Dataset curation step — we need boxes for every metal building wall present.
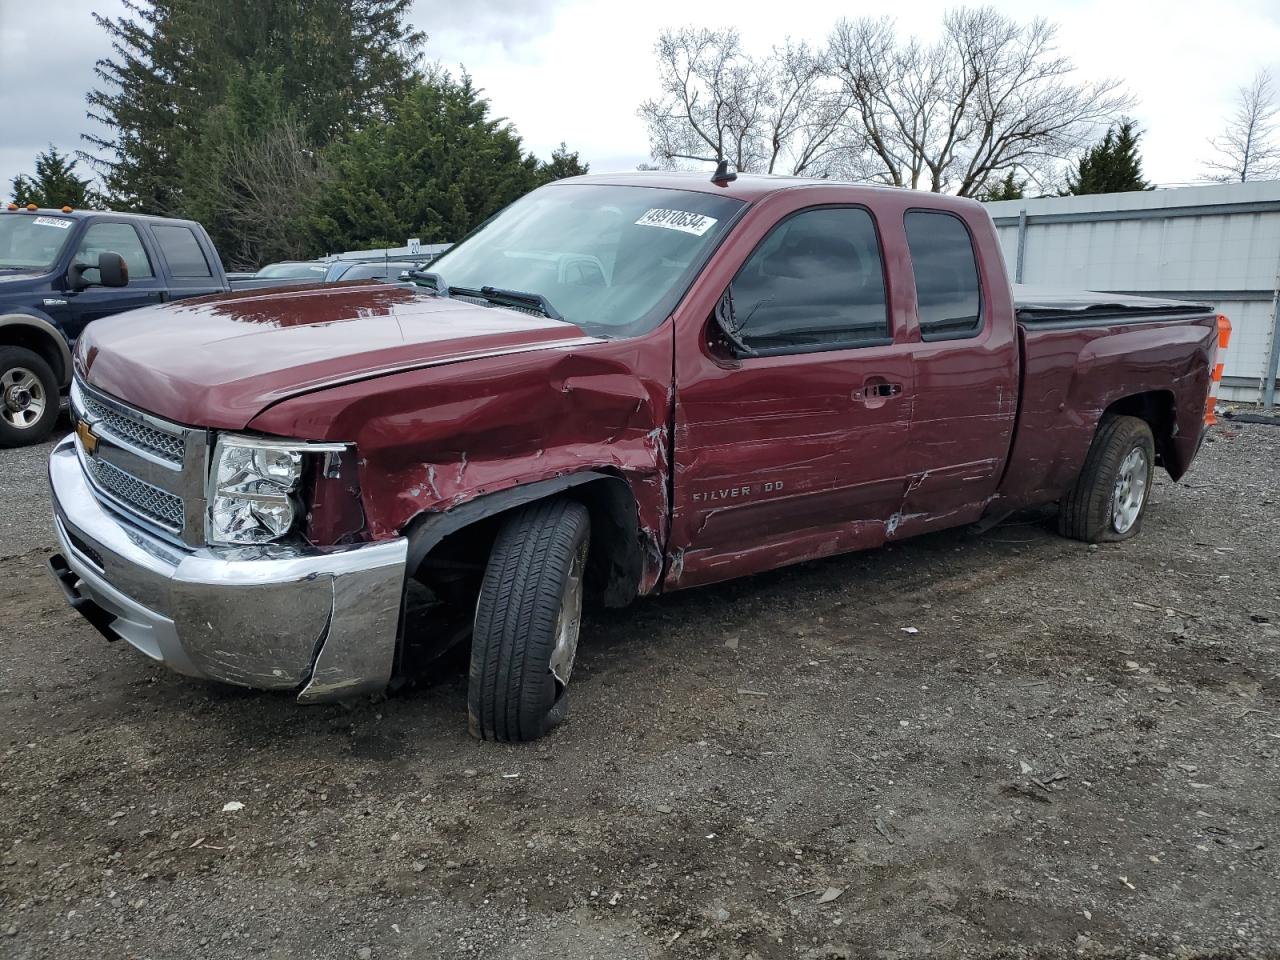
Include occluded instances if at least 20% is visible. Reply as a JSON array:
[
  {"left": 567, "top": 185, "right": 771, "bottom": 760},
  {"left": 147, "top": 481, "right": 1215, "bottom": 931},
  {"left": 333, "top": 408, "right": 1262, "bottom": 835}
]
[{"left": 985, "top": 181, "right": 1280, "bottom": 403}]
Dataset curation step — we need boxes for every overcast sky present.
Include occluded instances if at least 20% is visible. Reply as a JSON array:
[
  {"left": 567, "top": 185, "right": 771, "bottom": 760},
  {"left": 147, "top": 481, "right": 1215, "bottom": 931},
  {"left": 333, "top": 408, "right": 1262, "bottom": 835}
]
[{"left": 2, "top": 0, "right": 1279, "bottom": 201}]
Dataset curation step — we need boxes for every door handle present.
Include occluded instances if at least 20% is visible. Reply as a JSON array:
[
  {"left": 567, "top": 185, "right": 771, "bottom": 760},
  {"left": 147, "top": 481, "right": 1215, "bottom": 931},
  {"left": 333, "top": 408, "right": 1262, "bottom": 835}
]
[{"left": 855, "top": 377, "right": 904, "bottom": 405}]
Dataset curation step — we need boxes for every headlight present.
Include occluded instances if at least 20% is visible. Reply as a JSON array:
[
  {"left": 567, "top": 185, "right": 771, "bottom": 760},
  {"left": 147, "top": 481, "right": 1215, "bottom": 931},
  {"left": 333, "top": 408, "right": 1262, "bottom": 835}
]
[{"left": 207, "top": 434, "right": 347, "bottom": 546}]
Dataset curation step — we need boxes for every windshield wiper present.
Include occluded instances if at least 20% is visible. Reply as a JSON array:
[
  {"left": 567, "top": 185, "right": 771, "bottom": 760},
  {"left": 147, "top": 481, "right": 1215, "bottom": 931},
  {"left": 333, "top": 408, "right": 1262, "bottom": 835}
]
[
  {"left": 406, "top": 270, "right": 448, "bottom": 294},
  {"left": 452, "top": 285, "right": 565, "bottom": 322},
  {"left": 406, "top": 271, "right": 565, "bottom": 322}
]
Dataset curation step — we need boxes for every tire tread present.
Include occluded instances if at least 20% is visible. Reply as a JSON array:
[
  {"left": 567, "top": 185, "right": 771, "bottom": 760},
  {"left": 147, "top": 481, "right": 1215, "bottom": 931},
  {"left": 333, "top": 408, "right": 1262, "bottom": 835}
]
[
  {"left": 469, "top": 498, "right": 589, "bottom": 742},
  {"left": 1057, "top": 414, "right": 1155, "bottom": 543},
  {"left": 0, "top": 346, "right": 59, "bottom": 449}
]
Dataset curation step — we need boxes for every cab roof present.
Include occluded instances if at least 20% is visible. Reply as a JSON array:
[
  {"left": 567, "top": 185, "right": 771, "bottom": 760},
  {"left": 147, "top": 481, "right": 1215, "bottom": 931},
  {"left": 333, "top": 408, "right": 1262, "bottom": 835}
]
[
  {"left": 553, "top": 170, "right": 983, "bottom": 213},
  {"left": 1, "top": 206, "right": 204, "bottom": 228}
]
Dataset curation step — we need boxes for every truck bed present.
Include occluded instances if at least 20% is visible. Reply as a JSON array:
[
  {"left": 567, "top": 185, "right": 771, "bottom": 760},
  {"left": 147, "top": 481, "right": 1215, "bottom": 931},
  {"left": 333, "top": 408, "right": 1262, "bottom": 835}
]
[
  {"left": 1012, "top": 285, "right": 1214, "bottom": 326},
  {"left": 994, "top": 286, "right": 1220, "bottom": 514}
]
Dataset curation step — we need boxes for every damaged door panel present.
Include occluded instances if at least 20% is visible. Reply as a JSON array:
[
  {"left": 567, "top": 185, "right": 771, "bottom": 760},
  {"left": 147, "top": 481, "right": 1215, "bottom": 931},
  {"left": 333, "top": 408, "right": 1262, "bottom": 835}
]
[
  {"left": 891, "top": 208, "right": 1019, "bottom": 538},
  {"left": 668, "top": 200, "right": 916, "bottom": 588}
]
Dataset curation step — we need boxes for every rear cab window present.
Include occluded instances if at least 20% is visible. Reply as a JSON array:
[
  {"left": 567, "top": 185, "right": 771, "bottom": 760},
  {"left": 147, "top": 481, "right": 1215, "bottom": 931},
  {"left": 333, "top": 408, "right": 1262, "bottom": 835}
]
[
  {"left": 730, "top": 206, "right": 890, "bottom": 356},
  {"left": 151, "top": 224, "right": 212, "bottom": 278},
  {"left": 904, "top": 210, "right": 983, "bottom": 341}
]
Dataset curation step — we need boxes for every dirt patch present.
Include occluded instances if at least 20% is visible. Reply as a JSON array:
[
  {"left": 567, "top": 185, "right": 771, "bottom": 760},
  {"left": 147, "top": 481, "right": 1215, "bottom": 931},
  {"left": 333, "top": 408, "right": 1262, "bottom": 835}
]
[{"left": 1, "top": 424, "right": 1278, "bottom": 959}]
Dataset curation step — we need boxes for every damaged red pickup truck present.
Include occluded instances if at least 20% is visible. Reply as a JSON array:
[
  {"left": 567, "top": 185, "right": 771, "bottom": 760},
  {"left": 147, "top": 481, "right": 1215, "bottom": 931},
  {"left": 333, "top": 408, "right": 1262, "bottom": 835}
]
[{"left": 47, "top": 172, "right": 1230, "bottom": 742}]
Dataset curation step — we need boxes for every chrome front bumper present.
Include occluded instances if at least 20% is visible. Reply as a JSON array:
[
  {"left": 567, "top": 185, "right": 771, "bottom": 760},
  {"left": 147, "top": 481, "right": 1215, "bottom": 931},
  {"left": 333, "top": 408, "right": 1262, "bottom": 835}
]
[{"left": 46, "top": 437, "right": 408, "bottom": 701}]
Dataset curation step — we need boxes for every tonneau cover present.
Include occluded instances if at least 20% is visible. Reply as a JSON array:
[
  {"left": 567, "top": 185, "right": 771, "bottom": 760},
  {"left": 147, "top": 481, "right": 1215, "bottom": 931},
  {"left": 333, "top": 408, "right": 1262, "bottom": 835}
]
[{"left": 1013, "top": 284, "right": 1213, "bottom": 323}]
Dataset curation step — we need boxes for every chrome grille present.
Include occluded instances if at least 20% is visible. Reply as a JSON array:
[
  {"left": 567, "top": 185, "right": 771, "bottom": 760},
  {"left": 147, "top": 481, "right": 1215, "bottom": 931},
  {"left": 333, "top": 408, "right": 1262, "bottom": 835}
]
[
  {"left": 70, "top": 379, "right": 209, "bottom": 546},
  {"left": 84, "top": 455, "right": 185, "bottom": 531},
  {"left": 78, "top": 390, "right": 185, "bottom": 465}
]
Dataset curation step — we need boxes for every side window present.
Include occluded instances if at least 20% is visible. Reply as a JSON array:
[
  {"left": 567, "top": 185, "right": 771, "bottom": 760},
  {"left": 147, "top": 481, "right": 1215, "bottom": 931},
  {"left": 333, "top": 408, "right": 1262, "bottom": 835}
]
[
  {"left": 152, "top": 225, "right": 212, "bottom": 277},
  {"left": 904, "top": 211, "right": 982, "bottom": 340},
  {"left": 730, "top": 207, "right": 889, "bottom": 355},
  {"left": 74, "top": 222, "right": 154, "bottom": 279}
]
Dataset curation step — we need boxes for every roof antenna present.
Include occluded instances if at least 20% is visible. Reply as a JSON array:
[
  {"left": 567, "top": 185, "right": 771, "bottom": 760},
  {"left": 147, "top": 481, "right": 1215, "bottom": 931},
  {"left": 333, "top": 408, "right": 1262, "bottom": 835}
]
[{"left": 711, "top": 158, "right": 737, "bottom": 185}]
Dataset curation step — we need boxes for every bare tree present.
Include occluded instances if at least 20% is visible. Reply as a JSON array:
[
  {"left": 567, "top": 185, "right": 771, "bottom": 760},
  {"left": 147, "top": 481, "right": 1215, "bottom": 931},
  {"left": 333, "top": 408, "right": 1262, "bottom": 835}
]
[
  {"left": 639, "top": 28, "right": 760, "bottom": 171},
  {"left": 221, "top": 118, "right": 331, "bottom": 269},
  {"left": 638, "top": 28, "right": 856, "bottom": 176},
  {"left": 828, "top": 8, "right": 1133, "bottom": 196},
  {"left": 756, "top": 39, "right": 856, "bottom": 176},
  {"left": 1203, "top": 70, "right": 1280, "bottom": 183}
]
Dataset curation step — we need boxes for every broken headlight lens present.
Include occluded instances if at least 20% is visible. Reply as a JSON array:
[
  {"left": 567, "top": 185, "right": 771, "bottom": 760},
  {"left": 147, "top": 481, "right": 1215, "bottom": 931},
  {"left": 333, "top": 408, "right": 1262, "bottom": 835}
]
[{"left": 207, "top": 435, "right": 338, "bottom": 546}]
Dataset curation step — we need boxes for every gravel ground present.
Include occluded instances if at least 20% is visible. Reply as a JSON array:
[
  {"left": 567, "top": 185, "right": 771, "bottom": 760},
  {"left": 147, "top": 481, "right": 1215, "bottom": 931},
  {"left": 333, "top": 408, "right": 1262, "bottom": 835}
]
[
  {"left": 0, "top": 419, "right": 1277, "bottom": 960},
  {"left": 0, "top": 411, "right": 67, "bottom": 560}
]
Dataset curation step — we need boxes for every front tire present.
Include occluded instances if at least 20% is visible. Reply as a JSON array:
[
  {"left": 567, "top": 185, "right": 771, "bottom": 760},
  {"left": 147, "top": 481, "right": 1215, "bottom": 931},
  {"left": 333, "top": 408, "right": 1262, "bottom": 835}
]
[
  {"left": 0, "top": 346, "right": 59, "bottom": 448},
  {"left": 1057, "top": 414, "right": 1156, "bottom": 543},
  {"left": 468, "top": 498, "right": 590, "bottom": 742}
]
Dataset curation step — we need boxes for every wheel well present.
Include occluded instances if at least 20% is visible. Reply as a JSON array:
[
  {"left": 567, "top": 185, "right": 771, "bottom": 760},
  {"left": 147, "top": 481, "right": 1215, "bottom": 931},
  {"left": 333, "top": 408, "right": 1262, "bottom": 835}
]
[
  {"left": 409, "top": 476, "right": 644, "bottom": 613},
  {"left": 0, "top": 322, "right": 68, "bottom": 386},
  {"left": 1104, "top": 391, "right": 1176, "bottom": 467}
]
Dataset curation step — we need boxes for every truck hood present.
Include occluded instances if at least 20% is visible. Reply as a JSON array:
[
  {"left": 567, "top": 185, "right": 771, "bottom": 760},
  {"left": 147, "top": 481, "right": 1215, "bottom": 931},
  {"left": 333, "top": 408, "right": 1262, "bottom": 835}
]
[
  {"left": 0, "top": 270, "right": 47, "bottom": 285},
  {"left": 77, "top": 282, "right": 602, "bottom": 429}
]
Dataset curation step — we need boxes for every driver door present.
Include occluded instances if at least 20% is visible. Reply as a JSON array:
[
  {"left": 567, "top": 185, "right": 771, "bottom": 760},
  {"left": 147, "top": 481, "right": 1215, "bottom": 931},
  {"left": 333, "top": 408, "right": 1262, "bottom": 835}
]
[
  {"left": 62, "top": 221, "right": 165, "bottom": 341},
  {"left": 668, "top": 203, "right": 914, "bottom": 589}
]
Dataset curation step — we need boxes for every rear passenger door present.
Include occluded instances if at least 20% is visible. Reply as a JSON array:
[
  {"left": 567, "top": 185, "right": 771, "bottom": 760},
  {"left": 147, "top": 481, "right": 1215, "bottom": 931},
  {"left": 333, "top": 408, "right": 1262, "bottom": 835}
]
[
  {"left": 892, "top": 209, "right": 1018, "bottom": 538},
  {"left": 670, "top": 203, "right": 915, "bottom": 589},
  {"left": 149, "top": 224, "right": 224, "bottom": 300}
]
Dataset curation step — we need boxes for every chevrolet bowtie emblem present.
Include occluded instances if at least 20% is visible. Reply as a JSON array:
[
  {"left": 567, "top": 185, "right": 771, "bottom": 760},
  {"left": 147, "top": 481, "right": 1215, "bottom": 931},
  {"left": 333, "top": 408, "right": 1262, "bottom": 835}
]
[{"left": 76, "top": 419, "right": 100, "bottom": 456}]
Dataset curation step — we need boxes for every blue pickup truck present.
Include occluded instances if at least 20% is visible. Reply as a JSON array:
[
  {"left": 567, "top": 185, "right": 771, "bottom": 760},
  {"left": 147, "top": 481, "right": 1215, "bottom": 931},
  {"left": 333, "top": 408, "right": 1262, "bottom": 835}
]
[{"left": 0, "top": 205, "right": 230, "bottom": 446}]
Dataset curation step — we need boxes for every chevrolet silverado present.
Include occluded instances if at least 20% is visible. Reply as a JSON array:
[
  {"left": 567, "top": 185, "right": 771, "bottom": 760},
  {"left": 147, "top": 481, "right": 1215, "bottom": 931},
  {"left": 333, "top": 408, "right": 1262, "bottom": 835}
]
[{"left": 46, "top": 171, "right": 1230, "bottom": 742}]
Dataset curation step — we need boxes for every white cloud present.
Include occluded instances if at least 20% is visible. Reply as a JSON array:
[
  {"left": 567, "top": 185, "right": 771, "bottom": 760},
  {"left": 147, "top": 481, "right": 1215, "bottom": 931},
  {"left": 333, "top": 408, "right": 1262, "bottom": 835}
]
[
  {"left": 0, "top": 0, "right": 125, "bottom": 198},
  {"left": 417, "top": 0, "right": 1280, "bottom": 184},
  {"left": 2, "top": 0, "right": 1278, "bottom": 199}
]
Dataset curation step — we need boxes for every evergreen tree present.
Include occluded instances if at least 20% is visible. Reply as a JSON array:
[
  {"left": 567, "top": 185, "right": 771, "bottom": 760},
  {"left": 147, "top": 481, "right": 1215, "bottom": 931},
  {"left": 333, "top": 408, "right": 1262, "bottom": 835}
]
[
  {"left": 180, "top": 69, "right": 329, "bottom": 268},
  {"left": 308, "top": 72, "right": 544, "bottom": 251},
  {"left": 537, "top": 143, "right": 590, "bottom": 184},
  {"left": 9, "top": 146, "right": 98, "bottom": 208},
  {"left": 84, "top": 1, "right": 205, "bottom": 212},
  {"left": 978, "top": 171, "right": 1026, "bottom": 201},
  {"left": 1064, "top": 120, "right": 1152, "bottom": 195},
  {"left": 84, "top": 0, "right": 423, "bottom": 213}
]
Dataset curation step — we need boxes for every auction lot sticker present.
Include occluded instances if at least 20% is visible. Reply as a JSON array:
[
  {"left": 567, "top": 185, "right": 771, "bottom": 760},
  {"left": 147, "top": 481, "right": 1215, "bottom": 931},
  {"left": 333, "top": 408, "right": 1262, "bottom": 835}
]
[
  {"left": 32, "top": 216, "right": 73, "bottom": 229},
  {"left": 635, "top": 208, "right": 718, "bottom": 236}
]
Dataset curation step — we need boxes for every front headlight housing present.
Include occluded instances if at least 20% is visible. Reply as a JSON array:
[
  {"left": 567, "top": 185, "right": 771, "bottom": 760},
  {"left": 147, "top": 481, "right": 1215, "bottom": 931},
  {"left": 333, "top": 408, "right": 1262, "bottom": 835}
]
[{"left": 207, "top": 434, "right": 347, "bottom": 546}]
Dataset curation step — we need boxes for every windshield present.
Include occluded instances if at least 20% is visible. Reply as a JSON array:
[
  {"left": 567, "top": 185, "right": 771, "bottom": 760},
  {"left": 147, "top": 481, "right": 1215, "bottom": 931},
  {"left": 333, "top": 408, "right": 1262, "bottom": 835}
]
[
  {"left": 423, "top": 183, "right": 744, "bottom": 338},
  {"left": 257, "top": 261, "right": 328, "bottom": 279},
  {"left": 0, "top": 213, "right": 76, "bottom": 272}
]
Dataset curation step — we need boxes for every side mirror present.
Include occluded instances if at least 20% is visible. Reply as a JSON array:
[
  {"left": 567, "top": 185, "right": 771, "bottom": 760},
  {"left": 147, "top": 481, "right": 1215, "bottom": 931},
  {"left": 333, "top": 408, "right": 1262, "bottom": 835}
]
[
  {"left": 69, "top": 251, "right": 129, "bottom": 290},
  {"left": 97, "top": 252, "right": 129, "bottom": 287}
]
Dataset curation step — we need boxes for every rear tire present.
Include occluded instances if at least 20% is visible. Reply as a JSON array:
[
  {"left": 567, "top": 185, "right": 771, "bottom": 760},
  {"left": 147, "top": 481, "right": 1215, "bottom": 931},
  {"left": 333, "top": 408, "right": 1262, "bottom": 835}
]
[
  {"left": 468, "top": 498, "right": 590, "bottom": 742},
  {"left": 1057, "top": 414, "right": 1155, "bottom": 543},
  {"left": 0, "top": 346, "right": 59, "bottom": 448}
]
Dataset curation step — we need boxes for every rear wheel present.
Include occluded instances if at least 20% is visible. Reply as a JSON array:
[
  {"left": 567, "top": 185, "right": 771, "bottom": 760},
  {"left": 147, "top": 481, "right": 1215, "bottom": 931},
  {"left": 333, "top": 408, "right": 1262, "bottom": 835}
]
[
  {"left": 1057, "top": 414, "right": 1155, "bottom": 543},
  {"left": 468, "top": 498, "right": 590, "bottom": 742},
  {"left": 0, "top": 346, "right": 59, "bottom": 448}
]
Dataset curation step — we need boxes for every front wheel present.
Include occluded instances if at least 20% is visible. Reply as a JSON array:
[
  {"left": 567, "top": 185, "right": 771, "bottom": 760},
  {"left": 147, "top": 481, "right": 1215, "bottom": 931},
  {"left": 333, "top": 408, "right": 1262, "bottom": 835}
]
[
  {"left": 468, "top": 498, "right": 590, "bottom": 742},
  {"left": 1057, "top": 414, "right": 1156, "bottom": 543},
  {"left": 0, "top": 346, "right": 59, "bottom": 448}
]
